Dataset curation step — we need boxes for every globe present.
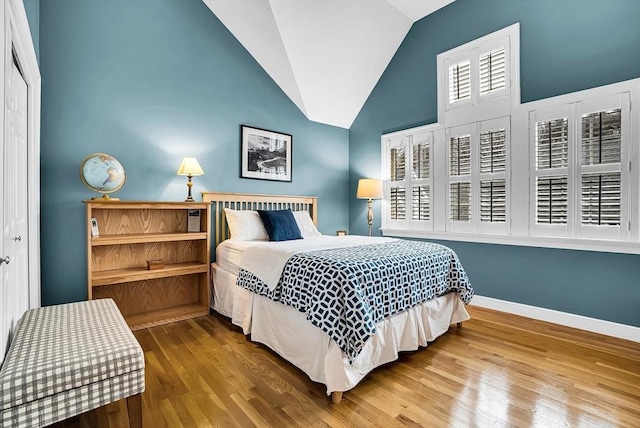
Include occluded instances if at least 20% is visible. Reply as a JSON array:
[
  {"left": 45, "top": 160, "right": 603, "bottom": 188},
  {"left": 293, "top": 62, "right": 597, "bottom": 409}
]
[{"left": 80, "top": 153, "right": 126, "bottom": 200}]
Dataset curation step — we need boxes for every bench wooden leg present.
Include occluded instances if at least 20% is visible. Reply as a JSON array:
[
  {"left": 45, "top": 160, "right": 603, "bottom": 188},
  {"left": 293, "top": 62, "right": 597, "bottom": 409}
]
[
  {"left": 126, "top": 393, "right": 142, "bottom": 428},
  {"left": 457, "top": 322, "right": 462, "bottom": 328},
  {"left": 331, "top": 391, "right": 343, "bottom": 404}
]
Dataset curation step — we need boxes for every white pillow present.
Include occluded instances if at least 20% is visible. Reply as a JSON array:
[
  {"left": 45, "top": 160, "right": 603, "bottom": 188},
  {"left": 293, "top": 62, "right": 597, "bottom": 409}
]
[
  {"left": 293, "top": 210, "right": 322, "bottom": 237},
  {"left": 223, "top": 208, "right": 268, "bottom": 241}
]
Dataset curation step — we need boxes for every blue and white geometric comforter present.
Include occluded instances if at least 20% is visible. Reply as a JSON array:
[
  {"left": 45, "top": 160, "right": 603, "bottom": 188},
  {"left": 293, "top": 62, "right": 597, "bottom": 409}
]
[{"left": 237, "top": 240, "right": 474, "bottom": 361}]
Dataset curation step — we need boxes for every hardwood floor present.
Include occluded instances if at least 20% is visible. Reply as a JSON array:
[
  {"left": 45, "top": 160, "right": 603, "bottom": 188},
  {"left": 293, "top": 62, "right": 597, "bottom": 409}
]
[{"left": 56, "top": 306, "right": 640, "bottom": 427}]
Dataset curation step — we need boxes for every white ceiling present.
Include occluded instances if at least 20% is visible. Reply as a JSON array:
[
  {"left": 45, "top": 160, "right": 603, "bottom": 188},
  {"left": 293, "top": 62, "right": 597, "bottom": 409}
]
[{"left": 203, "top": 0, "right": 455, "bottom": 129}]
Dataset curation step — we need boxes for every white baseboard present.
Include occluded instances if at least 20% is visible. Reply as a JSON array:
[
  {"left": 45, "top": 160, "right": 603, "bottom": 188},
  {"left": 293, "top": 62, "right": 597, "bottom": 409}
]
[{"left": 471, "top": 295, "right": 640, "bottom": 343}]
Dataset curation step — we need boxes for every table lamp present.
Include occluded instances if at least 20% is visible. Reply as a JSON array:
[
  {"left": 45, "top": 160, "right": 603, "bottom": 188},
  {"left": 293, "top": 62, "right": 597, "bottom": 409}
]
[
  {"left": 356, "top": 178, "right": 383, "bottom": 236},
  {"left": 177, "top": 157, "right": 204, "bottom": 202}
]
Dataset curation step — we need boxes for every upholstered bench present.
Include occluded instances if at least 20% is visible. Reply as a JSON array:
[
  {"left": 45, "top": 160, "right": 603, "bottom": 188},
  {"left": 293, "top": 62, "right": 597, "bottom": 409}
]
[{"left": 0, "top": 299, "right": 145, "bottom": 428}]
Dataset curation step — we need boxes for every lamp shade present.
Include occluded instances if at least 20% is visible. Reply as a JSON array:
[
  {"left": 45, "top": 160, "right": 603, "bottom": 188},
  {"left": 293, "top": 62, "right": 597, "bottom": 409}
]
[
  {"left": 177, "top": 157, "right": 204, "bottom": 176},
  {"left": 356, "top": 178, "right": 382, "bottom": 199}
]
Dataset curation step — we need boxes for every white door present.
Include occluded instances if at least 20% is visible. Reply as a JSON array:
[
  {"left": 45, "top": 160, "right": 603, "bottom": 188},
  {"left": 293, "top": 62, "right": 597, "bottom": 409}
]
[{"left": 1, "top": 54, "right": 29, "bottom": 358}]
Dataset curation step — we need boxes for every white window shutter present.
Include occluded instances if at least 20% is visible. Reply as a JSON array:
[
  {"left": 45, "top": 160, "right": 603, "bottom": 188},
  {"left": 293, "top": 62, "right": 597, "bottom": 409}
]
[
  {"left": 481, "top": 179, "right": 506, "bottom": 222},
  {"left": 390, "top": 147, "right": 406, "bottom": 181},
  {"left": 412, "top": 143, "right": 429, "bottom": 180},
  {"left": 581, "top": 109, "right": 622, "bottom": 166},
  {"left": 581, "top": 173, "right": 621, "bottom": 226},
  {"left": 389, "top": 145, "right": 407, "bottom": 221},
  {"left": 480, "top": 128, "right": 506, "bottom": 173},
  {"left": 450, "top": 182, "right": 471, "bottom": 221},
  {"left": 536, "top": 118, "right": 568, "bottom": 169},
  {"left": 411, "top": 141, "right": 431, "bottom": 222},
  {"left": 478, "top": 118, "right": 510, "bottom": 233},
  {"left": 449, "top": 59, "right": 471, "bottom": 104},
  {"left": 479, "top": 47, "right": 506, "bottom": 95},
  {"left": 579, "top": 104, "right": 624, "bottom": 233},
  {"left": 450, "top": 135, "right": 471, "bottom": 176},
  {"left": 390, "top": 186, "right": 406, "bottom": 220},
  {"left": 534, "top": 117, "right": 569, "bottom": 226},
  {"left": 412, "top": 185, "right": 429, "bottom": 221},
  {"left": 536, "top": 176, "right": 568, "bottom": 224}
]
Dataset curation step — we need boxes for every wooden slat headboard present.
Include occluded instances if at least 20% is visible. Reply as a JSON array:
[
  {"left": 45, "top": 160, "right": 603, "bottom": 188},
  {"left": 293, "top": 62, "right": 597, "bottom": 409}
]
[{"left": 201, "top": 192, "right": 318, "bottom": 247}]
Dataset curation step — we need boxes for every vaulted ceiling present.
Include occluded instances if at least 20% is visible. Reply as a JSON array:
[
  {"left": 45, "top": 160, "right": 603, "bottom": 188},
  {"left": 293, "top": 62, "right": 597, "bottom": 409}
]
[{"left": 203, "top": 0, "right": 455, "bottom": 129}]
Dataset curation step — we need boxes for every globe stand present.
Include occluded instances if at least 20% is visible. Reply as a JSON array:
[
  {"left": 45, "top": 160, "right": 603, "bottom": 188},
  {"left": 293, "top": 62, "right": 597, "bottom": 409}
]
[{"left": 91, "top": 194, "right": 119, "bottom": 201}]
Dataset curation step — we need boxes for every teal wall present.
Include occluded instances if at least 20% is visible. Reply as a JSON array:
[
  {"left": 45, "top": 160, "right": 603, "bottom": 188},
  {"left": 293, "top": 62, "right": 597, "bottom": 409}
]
[
  {"left": 26, "top": 0, "right": 640, "bottom": 326},
  {"left": 38, "top": 0, "right": 349, "bottom": 305},
  {"left": 349, "top": 0, "right": 640, "bottom": 326},
  {"left": 23, "top": 0, "right": 39, "bottom": 62}
]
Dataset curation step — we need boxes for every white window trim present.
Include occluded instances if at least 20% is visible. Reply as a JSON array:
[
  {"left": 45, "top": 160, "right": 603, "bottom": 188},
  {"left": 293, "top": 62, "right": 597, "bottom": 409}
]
[
  {"left": 515, "top": 79, "right": 639, "bottom": 253},
  {"left": 382, "top": 124, "right": 438, "bottom": 232},
  {"left": 437, "top": 23, "right": 520, "bottom": 129},
  {"left": 383, "top": 35, "right": 639, "bottom": 256}
]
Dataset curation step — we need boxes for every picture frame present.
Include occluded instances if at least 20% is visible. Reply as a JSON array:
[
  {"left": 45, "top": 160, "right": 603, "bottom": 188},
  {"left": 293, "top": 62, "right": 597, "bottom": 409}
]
[{"left": 240, "top": 125, "right": 292, "bottom": 182}]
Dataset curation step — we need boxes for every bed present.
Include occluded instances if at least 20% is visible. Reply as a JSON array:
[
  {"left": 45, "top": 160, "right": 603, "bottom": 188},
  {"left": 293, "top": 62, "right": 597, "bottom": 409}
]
[{"left": 202, "top": 192, "right": 474, "bottom": 404}]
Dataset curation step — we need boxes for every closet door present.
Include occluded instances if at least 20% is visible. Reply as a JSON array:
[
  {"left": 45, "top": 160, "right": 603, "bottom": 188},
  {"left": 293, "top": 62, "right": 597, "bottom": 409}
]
[
  {"left": 1, "top": 54, "right": 29, "bottom": 358},
  {"left": 1, "top": 0, "right": 41, "bottom": 360}
]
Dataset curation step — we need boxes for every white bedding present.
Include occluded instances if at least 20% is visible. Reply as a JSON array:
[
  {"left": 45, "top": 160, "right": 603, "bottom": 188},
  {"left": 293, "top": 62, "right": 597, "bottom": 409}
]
[
  {"left": 228, "top": 235, "right": 395, "bottom": 290},
  {"left": 211, "top": 237, "right": 471, "bottom": 395}
]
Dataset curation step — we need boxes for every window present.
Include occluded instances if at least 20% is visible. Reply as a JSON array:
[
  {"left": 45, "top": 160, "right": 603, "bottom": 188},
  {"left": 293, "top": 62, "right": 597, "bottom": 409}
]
[
  {"left": 439, "top": 25, "right": 516, "bottom": 124},
  {"left": 382, "top": 22, "right": 638, "bottom": 254},
  {"left": 529, "top": 94, "right": 631, "bottom": 241},
  {"left": 382, "top": 128, "right": 435, "bottom": 231},
  {"left": 446, "top": 118, "right": 510, "bottom": 234}
]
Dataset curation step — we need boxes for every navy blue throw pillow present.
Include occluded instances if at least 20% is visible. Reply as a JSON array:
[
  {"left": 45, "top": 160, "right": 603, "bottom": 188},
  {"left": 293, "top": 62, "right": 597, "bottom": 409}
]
[{"left": 257, "top": 209, "right": 303, "bottom": 242}]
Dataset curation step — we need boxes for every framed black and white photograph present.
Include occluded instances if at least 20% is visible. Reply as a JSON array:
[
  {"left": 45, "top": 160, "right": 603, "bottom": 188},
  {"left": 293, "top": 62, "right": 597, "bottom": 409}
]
[{"left": 241, "top": 125, "right": 292, "bottom": 182}]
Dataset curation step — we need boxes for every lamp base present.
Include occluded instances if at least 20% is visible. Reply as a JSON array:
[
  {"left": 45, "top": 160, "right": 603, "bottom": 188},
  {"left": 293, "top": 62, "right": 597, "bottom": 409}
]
[
  {"left": 367, "top": 199, "right": 374, "bottom": 237},
  {"left": 184, "top": 175, "right": 195, "bottom": 202}
]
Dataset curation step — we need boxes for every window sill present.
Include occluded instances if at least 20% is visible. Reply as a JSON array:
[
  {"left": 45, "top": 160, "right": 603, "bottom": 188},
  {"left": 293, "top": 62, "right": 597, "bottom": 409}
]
[{"left": 381, "top": 229, "right": 640, "bottom": 255}]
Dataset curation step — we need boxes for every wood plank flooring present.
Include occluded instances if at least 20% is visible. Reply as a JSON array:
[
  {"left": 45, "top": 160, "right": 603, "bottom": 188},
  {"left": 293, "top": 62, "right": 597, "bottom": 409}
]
[{"left": 55, "top": 306, "right": 640, "bottom": 427}]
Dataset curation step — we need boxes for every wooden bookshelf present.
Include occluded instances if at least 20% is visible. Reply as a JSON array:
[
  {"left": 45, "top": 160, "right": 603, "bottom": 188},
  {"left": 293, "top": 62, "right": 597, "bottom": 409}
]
[{"left": 84, "top": 200, "right": 211, "bottom": 330}]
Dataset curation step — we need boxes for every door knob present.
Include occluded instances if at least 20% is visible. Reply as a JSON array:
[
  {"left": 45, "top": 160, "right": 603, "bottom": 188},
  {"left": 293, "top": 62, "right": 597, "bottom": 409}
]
[
  {"left": 13, "top": 236, "right": 21, "bottom": 242},
  {"left": 0, "top": 256, "right": 9, "bottom": 265}
]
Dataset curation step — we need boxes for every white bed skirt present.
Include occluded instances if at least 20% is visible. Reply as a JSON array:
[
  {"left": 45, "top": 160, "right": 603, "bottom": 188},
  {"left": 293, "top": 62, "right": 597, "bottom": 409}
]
[{"left": 211, "top": 263, "right": 470, "bottom": 395}]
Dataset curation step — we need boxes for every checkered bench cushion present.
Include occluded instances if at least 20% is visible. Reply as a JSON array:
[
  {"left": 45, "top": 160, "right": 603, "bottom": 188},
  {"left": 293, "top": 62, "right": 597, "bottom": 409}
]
[{"left": 0, "top": 299, "right": 145, "bottom": 427}]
